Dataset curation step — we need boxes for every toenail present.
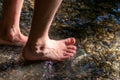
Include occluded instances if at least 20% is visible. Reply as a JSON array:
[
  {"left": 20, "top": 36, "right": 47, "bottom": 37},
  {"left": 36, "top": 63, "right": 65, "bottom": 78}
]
[{"left": 71, "top": 38, "right": 74, "bottom": 43}]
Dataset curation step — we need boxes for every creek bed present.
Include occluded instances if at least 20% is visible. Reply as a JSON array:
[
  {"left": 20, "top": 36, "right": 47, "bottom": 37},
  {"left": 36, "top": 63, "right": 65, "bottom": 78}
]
[{"left": 0, "top": 0, "right": 119, "bottom": 80}]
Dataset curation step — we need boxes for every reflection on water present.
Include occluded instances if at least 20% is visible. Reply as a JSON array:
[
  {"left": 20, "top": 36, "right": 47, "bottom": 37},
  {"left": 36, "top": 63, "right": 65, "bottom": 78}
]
[{"left": 0, "top": 0, "right": 120, "bottom": 80}]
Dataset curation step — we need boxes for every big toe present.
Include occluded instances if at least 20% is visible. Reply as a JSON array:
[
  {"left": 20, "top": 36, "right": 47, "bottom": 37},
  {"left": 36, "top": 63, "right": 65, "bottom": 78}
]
[{"left": 64, "top": 38, "right": 76, "bottom": 45}]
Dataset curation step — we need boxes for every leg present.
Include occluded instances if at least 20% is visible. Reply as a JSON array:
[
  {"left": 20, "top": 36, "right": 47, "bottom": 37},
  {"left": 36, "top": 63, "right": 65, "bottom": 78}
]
[
  {"left": 22, "top": 0, "right": 77, "bottom": 61},
  {"left": 0, "top": 0, "right": 27, "bottom": 46}
]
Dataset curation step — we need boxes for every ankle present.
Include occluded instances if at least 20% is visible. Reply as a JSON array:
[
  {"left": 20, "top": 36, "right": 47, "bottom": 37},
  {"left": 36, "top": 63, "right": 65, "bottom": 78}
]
[
  {"left": 0, "top": 26, "right": 23, "bottom": 42},
  {"left": 25, "top": 37, "right": 50, "bottom": 52},
  {"left": 27, "top": 35, "right": 49, "bottom": 45}
]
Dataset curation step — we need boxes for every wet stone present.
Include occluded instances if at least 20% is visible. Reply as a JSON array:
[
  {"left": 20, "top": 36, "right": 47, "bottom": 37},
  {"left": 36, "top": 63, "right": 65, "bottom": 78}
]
[{"left": 0, "top": 0, "right": 120, "bottom": 80}]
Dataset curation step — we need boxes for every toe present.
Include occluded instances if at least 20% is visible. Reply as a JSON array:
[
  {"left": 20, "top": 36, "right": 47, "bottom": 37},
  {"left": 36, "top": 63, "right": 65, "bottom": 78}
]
[
  {"left": 61, "top": 55, "right": 71, "bottom": 60},
  {"left": 67, "top": 45, "right": 77, "bottom": 50},
  {"left": 64, "top": 38, "right": 76, "bottom": 45},
  {"left": 65, "top": 52, "right": 74, "bottom": 57},
  {"left": 63, "top": 49, "right": 76, "bottom": 56},
  {"left": 66, "top": 49, "right": 76, "bottom": 55}
]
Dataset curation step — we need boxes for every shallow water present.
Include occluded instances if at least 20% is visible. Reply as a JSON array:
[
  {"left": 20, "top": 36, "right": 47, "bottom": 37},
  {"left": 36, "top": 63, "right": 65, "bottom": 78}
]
[{"left": 0, "top": 0, "right": 120, "bottom": 80}]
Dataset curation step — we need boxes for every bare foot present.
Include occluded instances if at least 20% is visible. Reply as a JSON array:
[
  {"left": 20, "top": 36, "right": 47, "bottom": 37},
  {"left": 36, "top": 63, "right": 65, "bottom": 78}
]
[
  {"left": 22, "top": 38, "right": 77, "bottom": 61},
  {"left": 0, "top": 33, "right": 28, "bottom": 46},
  {"left": 0, "top": 24, "right": 28, "bottom": 46}
]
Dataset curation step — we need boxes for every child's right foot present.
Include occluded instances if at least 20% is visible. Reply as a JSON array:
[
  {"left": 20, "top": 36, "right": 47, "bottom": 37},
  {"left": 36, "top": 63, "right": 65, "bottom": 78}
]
[{"left": 22, "top": 38, "right": 77, "bottom": 61}]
